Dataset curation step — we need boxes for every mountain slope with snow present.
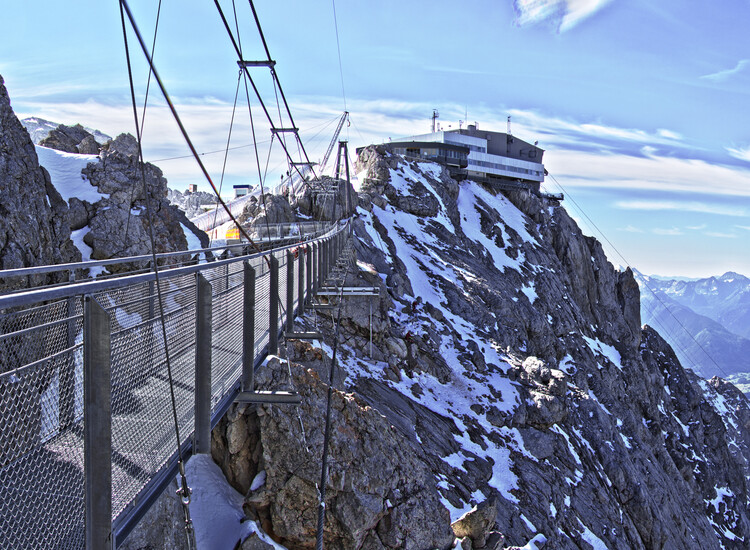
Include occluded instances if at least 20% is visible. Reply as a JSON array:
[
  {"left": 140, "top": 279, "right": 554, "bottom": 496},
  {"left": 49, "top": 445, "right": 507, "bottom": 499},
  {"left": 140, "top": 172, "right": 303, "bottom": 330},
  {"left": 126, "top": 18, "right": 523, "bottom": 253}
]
[{"left": 211, "top": 146, "right": 750, "bottom": 550}]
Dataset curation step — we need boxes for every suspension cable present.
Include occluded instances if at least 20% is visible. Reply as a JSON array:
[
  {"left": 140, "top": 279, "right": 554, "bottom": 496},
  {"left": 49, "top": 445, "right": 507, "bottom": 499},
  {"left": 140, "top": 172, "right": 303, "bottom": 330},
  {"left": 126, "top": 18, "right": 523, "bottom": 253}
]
[
  {"left": 212, "top": 0, "right": 316, "bottom": 185},
  {"left": 118, "top": 2, "right": 195, "bottom": 547},
  {"left": 211, "top": 71, "right": 243, "bottom": 231},
  {"left": 124, "top": 0, "right": 163, "bottom": 243},
  {"left": 315, "top": 240, "right": 354, "bottom": 550},
  {"left": 119, "top": 0, "right": 266, "bottom": 259},
  {"left": 331, "top": 0, "right": 347, "bottom": 113}
]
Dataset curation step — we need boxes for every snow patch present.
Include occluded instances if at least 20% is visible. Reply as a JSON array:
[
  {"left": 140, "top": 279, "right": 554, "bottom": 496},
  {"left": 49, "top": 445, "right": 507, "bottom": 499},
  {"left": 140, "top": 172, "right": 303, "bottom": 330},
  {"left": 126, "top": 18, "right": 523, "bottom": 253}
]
[
  {"left": 187, "top": 454, "right": 285, "bottom": 550},
  {"left": 35, "top": 145, "right": 105, "bottom": 203}
]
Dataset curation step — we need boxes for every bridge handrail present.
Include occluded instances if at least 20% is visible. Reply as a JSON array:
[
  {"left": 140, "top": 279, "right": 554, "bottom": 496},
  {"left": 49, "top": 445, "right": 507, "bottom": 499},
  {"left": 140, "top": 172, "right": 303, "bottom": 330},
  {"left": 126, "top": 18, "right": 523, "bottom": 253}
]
[{"left": 0, "top": 221, "right": 334, "bottom": 283}]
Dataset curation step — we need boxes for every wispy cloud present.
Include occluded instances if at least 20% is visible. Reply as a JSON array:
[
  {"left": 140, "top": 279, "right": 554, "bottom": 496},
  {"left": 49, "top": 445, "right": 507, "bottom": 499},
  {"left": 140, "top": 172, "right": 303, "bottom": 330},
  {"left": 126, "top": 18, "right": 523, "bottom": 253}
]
[
  {"left": 701, "top": 59, "right": 750, "bottom": 82},
  {"left": 735, "top": 225, "right": 750, "bottom": 231},
  {"left": 614, "top": 200, "right": 747, "bottom": 217},
  {"left": 513, "top": 0, "right": 615, "bottom": 32},
  {"left": 727, "top": 145, "right": 750, "bottom": 163},
  {"left": 686, "top": 224, "right": 707, "bottom": 230},
  {"left": 652, "top": 227, "right": 683, "bottom": 236},
  {"left": 619, "top": 225, "right": 644, "bottom": 233},
  {"left": 704, "top": 231, "right": 737, "bottom": 239}
]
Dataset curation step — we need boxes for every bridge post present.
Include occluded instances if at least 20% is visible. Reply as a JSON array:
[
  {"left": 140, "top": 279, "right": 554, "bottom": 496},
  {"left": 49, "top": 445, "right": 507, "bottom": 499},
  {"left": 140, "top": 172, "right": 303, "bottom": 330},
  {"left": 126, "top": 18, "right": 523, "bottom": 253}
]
[
  {"left": 306, "top": 244, "right": 312, "bottom": 305},
  {"left": 194, "top": 273, "right": 213, "bottom": 455},
  {"left": 298, "top": 245, "right": 305, "bottom": 316},
  {"left": 321, "top": 239, "right": 327, "bottom": 287},
  {"left": 61, "top": 272, "right": 76, "bottom": 430},
  {"left": 269, "top": 254, "right": 279, "bottom": 355},
  {"left": 324, "top": 238, "right": 330, "bottom": 282},
  {"left": 311, "top": 242, "right": 318, "bottom": 296},
  {"left": 83, "top": 296, "right": 113, "bottom": 550},
  {"left": 286, "top": 250, "right": 295, "bottom": 332},
  {"left": 243, "top": 262, "right": 256, "bottom": 392}
]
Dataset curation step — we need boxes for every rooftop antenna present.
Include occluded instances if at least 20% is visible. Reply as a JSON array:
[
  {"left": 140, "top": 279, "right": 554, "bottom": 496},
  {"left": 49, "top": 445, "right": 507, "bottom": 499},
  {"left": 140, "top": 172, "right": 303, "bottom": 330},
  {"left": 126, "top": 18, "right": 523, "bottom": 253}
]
[
  {"left": 432, "top": 109, "right": 440, "bottom": 133},
  {"left": 459, "top": 120, "right": 463, "bottom": 129},
  {"left": 507, "top": 115, "right": 512, "bottom": 135}
]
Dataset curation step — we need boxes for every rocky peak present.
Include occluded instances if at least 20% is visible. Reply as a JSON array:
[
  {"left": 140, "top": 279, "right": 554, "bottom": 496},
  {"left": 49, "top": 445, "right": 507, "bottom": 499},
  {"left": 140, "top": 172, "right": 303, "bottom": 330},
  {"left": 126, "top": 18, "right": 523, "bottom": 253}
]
[
  {"left": 76, "top": 131, "right": 208, "bottom": 268},
  {"left": 39, "top": 123, "right": 104, "bottom": 155}
]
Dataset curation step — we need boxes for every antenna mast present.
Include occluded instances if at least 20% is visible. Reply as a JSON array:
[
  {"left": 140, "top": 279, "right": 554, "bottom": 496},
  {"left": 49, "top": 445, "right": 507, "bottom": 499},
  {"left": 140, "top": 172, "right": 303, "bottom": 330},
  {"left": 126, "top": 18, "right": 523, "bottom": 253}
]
[
  {"left": 507, "top": 115, "right": 512, "bottom": 135},
  {"left": 432, "top": 109, "right": 439, "bottom": 133}
]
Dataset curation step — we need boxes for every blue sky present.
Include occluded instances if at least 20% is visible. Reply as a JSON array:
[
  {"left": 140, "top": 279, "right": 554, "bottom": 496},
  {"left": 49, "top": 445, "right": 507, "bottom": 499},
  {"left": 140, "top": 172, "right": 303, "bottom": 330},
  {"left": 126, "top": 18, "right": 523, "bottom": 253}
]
[{"left": 0, "top": 0, "right": 748, "bottom": 277}]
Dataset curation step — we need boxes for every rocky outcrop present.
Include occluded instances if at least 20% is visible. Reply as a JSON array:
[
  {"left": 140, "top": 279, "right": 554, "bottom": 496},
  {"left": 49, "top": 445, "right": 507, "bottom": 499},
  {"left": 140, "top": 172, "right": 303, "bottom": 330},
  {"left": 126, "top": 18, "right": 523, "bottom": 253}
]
[
  {"left": 294, "top": 175, "right": 357, "bottom": 221},
  {"left": 0, "top": 74, "right": 80, "bottom": 290},
  {"left": 40, "top": 123, "right": 104, "bottom": 155},
  {"left": 75, "top": 133, "right": 208, "bottom": 270},
  {"left": 167, "top": 188, "right": 216, "bottom": 219},
  {"left": 213, "top": 354, "right": 454, "bottom": 550}
]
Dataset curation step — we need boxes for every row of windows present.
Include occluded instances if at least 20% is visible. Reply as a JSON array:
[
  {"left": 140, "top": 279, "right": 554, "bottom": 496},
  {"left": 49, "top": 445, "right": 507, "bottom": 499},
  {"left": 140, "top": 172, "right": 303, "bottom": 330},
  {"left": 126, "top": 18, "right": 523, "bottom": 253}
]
[
  {"left": 470, "top": 159, "right": 543, "bottom": 176},
  {"left": 394, "top": 147, "right": 468, "bottom": 161},
  {"left": 446, "top": 140, "right": 486, "bottom": 153}
]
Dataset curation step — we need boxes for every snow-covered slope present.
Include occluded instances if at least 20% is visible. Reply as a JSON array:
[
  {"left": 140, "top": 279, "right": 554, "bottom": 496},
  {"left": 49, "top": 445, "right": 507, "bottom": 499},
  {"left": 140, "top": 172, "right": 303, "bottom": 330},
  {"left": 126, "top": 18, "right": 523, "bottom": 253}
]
[
  {"left": 21, "top": 116, "right": 111, "bottom": 145},
  {"left": 209, "top": 146, "right": 750, "bottom": 550}
]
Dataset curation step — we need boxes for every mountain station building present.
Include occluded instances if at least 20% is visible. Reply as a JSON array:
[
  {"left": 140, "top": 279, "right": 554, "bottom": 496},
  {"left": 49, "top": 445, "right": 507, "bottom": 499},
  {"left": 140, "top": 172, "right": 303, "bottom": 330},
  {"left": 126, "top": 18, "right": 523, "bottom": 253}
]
[{"left": 384, "top": 123, "right": 547, "bottom": 193}]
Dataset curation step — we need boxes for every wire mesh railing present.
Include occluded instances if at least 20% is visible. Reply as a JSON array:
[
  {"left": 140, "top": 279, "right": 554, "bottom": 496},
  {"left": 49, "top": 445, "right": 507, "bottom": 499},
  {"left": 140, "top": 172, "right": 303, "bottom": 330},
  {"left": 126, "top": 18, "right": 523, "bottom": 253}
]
[{"left": 0, "top": 220, "right": 350, "bottom": 549}]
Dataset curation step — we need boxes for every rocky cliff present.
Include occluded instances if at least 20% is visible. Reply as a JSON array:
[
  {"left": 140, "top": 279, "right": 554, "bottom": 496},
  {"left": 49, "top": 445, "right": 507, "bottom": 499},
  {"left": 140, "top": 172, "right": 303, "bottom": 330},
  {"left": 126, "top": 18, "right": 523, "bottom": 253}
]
[
  {"left": 1, "top": 75, "right": 209, "bottom": 281},
  {"left": 210, "top": 146, "right": 750, "bottom": 550},
  {"left": 0, "top": 75, "right": 80, "bottom": 289}
]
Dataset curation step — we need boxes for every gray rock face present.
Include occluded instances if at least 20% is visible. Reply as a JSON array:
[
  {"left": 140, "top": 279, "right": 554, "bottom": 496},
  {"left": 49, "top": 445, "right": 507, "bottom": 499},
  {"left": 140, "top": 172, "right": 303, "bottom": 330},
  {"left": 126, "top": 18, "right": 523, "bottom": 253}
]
[
  {"left": 207, "top": 146, "right": 750, "bottom": 550},
  {"left": 79, "top": 133, "right": 208, "bottom": 269},
  {"left": 167, "top": 188, "right": 216, "bottom": 219},
  {"left": 39, "top": 123, "right": 103, "bottom": 155},
  {"left": 0, "top": 74, "right": 80, "bottom": 290},
  {"left": 240, "top": 193, "right": 296, "bottom": 226},
  {"left": 213, "top": 354, "right": 454, "bottom": 550}
]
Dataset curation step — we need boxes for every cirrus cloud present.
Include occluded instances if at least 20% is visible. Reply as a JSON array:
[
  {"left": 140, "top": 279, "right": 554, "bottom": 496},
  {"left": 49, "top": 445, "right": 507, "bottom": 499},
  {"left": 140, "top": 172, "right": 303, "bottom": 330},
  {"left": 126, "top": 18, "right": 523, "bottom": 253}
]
[{"left": 513, "top": 0, "right": 615, "bottom": 32}]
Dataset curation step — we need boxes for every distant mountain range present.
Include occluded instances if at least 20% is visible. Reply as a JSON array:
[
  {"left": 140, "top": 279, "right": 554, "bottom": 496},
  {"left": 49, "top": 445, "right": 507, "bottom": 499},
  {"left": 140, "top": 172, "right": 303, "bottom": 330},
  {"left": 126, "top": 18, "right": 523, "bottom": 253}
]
[
  {"left": 635, "top": 270, "right": 750, "bottom": 391},
  {"left": 20, "top": 116, "right": 111, "bottom": 145}
]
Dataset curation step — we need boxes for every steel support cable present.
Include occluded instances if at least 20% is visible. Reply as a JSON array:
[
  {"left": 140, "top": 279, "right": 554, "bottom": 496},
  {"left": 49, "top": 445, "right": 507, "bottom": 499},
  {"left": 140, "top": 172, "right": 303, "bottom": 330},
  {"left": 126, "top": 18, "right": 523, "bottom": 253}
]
[
  {"left": 211, "top": 71, "right": 243, "bottom": 231},
  {"left": 241, "top": 68, "right": 276, "bottom": 246},
  {"left": 213, "top": 0, "right": 317, "bottom": 185},
  {"left": 148, "top": 114, "right": 343, "bottom": 163},
  {"left": 247, "top": 0, "right": 317, "bottom": 177},
  {"left": 331, "top": 0, "right": 347, "bottom": 113},
  {"left": 119, "top": 0, "right": 267, "bottom": 262},
  {"left": 125, "top": 0, "right": 163, "bottom": 244},
  {"left": 315, "top": 245, "right": 354, "bottom": 550},
  {"left": 547, "top": 173, "right": 730, "bottom": 379},
  {"left": 118, "top": 2, "right": 195, "bottom": 548}
]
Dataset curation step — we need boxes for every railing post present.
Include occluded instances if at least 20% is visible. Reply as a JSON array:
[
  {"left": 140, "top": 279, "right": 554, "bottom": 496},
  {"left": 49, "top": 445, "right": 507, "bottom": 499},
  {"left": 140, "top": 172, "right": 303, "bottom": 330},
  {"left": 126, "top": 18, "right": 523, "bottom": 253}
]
[
  {"left": 194, "top": 273, "right": 212, "bottom": 455},
  {"left": 83, "top": 296, "right": 113, "bottom": 550},
  {"left": 61, "top": 271, "right": 76, "bottom": 429},
  {"left": 243, "top": 261, "right": 256, "bottom": 392},
  {"left": 298, "top": 245, "right": 305, "bottom": 316},
  {"left": 305, "top": 244, "right": 313, "bottom": 303},
  {"left": 311, "top": 242, "right": 318, "bottom": 296},
  {"left": 269, "top": 255, "right": 279, "bottom": 355},
  {"left": 286, "top": 250, "right": 295, "bottom": 332}
]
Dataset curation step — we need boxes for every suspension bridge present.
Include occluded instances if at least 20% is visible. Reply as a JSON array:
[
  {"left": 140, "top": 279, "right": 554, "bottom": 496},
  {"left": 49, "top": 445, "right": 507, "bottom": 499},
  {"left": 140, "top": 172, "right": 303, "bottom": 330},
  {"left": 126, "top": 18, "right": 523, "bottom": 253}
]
[{"left": 0, "top": 0, "right": 364, "bottom": 547}]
